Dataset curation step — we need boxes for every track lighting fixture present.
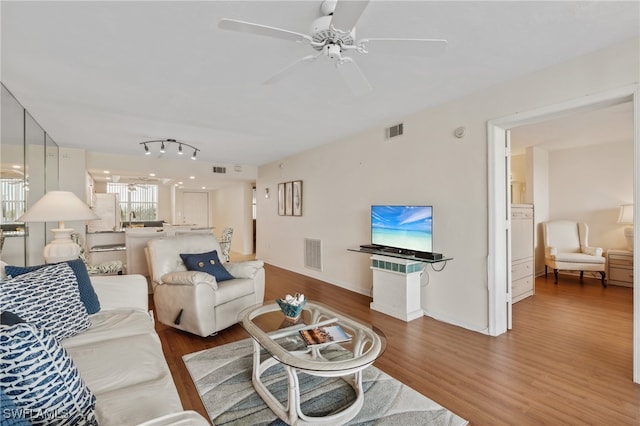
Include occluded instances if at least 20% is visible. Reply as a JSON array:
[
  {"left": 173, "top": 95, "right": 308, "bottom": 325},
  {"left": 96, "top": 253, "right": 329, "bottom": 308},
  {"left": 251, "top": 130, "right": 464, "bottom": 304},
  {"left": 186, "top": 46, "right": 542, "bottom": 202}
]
[{"left": 139, "top": 139, "right": 201, "bottom": 160}]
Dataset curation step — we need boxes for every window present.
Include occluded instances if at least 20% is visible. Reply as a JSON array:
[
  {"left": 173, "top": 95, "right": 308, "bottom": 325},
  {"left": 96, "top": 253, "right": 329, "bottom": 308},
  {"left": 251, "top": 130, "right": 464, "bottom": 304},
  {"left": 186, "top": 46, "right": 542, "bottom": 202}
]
[
  {"left": 107, "top": 183, "right": 158, "bottom": 222},
  {"left": 1, "top": 178, "right": 27, "bottom": 224}
]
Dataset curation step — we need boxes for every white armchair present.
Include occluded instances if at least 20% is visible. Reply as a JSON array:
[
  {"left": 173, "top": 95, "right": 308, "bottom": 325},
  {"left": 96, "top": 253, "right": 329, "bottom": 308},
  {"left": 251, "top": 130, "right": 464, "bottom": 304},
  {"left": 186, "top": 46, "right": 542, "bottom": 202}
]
[
  {"left": 542, "top": 220, "right": 606, "bottom": 287},
  {"left": 146, "top": 234, "right": 265, "bottom": 337}
]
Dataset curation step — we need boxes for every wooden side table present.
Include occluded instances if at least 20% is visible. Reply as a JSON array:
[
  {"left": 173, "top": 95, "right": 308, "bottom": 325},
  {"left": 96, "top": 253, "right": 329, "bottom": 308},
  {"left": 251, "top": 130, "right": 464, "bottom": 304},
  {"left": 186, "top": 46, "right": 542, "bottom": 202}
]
[{"left": 607, "top": 249, "right": 633, "bottom": 287}]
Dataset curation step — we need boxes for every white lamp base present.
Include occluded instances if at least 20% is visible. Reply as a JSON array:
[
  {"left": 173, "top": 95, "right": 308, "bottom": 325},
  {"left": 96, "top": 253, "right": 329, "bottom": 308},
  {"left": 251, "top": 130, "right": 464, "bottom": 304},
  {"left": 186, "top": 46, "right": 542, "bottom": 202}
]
[
  {"left": 624, "top": 226, "right": 634, "bottom": 252},
  {"left": 43, "top": 228, "right": 81, "bottom": 263}
]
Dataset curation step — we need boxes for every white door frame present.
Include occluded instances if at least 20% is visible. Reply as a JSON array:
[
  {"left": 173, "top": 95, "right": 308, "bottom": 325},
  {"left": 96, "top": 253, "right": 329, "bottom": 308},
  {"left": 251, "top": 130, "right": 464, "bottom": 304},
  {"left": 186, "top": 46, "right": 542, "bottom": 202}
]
[{"left": 487, "top": 84, "right": 639, "bottom": 383}]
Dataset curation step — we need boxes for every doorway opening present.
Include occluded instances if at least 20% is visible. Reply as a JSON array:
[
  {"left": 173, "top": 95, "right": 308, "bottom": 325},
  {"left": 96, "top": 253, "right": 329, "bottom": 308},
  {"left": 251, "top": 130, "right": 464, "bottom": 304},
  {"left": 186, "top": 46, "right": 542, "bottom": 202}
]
[{"left": 487, "top": 85, "right": 639, "bottom": 383}]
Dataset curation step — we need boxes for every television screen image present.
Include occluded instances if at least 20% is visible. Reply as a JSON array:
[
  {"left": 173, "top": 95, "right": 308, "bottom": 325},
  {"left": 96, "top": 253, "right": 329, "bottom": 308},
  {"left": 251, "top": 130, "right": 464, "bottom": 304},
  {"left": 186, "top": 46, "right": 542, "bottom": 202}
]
[{"left": 371, "top": 205, "right": 433, "bottom": 253}]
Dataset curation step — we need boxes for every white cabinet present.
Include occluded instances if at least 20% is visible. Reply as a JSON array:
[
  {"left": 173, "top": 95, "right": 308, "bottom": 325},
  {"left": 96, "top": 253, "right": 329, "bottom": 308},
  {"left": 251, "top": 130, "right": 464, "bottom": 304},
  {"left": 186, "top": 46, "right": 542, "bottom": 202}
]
[
  {"left": 369, "top": 254, "right": 424, "bottom": 322},
  {"left": 607, "top": 249, "right": 633, "bottom": 287},
  {"left": 511, "top": 204, "right": 534, "bottom": 303}
]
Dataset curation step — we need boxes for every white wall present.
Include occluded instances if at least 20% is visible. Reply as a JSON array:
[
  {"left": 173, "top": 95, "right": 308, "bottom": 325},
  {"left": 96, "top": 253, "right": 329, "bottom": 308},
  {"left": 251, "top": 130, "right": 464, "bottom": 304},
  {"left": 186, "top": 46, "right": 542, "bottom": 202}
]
[
  {"left": 514, "top": 141, "right": 633, "bottom": 276},
  {"left": 257, "top": 37, "right": 639, "bottom": 333},
  {"left": 549, "top": 141, "right": 634, "bottom": 251},
  {"left": 529, "top": 146, "right": 550, "bottom": 274},
  {"left": 211, "top": 183, "right": 254, "bottom": 255}
]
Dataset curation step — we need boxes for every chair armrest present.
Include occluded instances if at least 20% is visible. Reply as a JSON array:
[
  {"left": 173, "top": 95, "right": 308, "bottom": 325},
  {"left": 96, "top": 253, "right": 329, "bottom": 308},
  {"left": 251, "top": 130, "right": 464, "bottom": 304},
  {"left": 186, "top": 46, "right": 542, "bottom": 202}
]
[
  {"left": 161, "top": 271, "right": 218, "bottom": 290},
  {"left": 545, "top": 246, "right": 558, "bottom": 257},
  {"left": 225, "top": 260, "right": 264, "bottom": 279},
  {"left": 582, "top": 246, "right": 603, "bottom": 257}
]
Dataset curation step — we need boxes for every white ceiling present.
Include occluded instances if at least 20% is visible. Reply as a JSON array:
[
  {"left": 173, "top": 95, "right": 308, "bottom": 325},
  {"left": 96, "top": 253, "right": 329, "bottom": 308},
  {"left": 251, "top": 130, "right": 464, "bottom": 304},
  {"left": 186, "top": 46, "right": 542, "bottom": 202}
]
[{"left": 2, "top": 1, "right": 638, "bottom": 188}]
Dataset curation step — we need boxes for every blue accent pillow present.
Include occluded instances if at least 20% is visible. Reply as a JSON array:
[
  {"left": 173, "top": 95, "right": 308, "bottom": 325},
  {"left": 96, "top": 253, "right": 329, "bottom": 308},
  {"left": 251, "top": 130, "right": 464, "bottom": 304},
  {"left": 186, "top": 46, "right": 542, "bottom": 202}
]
[
  {"left": 0, "top": 263, "right": 91, "bottom": 341},
  {"left": 180, "top": 250, "right": 234, "bottom": 282},
  {"left": 0, "top": 321, "right": 97, "bottom": 425},
  {"left": 5, "top": 259, "right": 100, "bottom": 314},
  {"left": 0, "top": 312, "right": 24, "bottom": 326}
]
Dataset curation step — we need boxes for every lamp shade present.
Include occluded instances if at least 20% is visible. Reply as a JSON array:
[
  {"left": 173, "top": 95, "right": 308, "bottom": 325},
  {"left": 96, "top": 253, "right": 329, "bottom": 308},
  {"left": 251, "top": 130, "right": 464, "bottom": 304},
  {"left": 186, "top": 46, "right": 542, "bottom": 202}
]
[
  {"left": 18, "top": 191, "right": 99, "bottom": 224},
  {"left": 617, "top": 204, "right": 634, "bottom": 225}
]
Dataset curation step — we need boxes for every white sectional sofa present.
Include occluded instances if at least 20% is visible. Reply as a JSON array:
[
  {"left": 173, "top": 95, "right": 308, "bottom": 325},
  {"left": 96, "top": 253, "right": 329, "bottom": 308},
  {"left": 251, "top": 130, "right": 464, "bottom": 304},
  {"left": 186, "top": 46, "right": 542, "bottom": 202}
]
[{"left": 1, "top": 261, "right": 209, "bottom": 425}]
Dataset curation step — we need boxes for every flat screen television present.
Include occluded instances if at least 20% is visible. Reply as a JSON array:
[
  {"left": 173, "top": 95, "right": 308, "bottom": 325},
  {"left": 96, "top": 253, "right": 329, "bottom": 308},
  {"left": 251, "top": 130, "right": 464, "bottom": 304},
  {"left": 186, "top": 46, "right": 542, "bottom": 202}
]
[{"left": 371, "top": 205, "right": 433, "bottom": 253}]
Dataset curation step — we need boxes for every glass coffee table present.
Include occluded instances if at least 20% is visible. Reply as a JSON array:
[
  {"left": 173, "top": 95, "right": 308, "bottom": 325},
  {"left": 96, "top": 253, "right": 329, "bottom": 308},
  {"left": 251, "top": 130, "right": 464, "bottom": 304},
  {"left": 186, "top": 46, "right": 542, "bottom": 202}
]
[{"left": 239, "top": 300, "right": 387, "bottom": 425}]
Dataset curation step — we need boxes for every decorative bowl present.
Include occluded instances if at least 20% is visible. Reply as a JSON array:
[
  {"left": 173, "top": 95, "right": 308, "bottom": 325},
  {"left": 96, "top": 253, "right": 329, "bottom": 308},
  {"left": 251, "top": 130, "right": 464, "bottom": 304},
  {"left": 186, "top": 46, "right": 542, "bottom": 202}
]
[{"left": 276, "top": 298, "right": 306, "bottom": 321}]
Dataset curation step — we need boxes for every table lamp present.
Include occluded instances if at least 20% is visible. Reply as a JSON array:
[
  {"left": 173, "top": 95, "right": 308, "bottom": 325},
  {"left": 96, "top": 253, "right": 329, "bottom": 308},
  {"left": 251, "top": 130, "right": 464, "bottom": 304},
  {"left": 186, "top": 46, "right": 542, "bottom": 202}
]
[
  {"left": 17, "top": 190, "right": 99, "bottom": 263},
  {"left": 617, "top": 203, "right": 634, "bottom": 252}
]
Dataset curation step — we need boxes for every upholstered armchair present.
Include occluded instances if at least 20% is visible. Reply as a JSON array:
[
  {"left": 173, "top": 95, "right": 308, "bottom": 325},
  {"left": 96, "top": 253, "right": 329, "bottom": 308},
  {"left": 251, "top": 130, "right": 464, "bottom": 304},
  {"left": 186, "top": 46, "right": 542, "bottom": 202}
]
[
  {"left": 542, "top": 220, "right": 606, "bottom": 287},
  {"left": 146, "top": 234, "right": 265, "bottom": 337}
]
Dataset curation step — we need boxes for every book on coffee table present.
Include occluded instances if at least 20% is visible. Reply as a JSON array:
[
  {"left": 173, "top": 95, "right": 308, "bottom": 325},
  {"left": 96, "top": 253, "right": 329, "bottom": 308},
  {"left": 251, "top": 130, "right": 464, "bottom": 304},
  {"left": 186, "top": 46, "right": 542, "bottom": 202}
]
[{"left": 299, "top": 324, "right": 351, "bottom": 347}]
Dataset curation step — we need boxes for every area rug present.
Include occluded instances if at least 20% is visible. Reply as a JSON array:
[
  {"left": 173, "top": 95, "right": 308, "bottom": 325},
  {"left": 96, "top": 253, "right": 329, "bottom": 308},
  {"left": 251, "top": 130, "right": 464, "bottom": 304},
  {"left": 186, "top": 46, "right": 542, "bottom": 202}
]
[{"left": 183, "top": 338, "right": 468, "bottom": 425}]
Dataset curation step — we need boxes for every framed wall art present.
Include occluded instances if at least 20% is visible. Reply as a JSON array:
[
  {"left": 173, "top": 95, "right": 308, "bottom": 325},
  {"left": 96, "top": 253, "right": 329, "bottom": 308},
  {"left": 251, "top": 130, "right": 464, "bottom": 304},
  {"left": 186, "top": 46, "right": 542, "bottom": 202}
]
[
  {"left": 285, "top": 181, "right": 293, "bottom": 216},
  {"left": 278, "top": 183, "right": 285, "bottom": 216},
  {"left": 293, "top": 180, "right": 303, "bottom": 216}
]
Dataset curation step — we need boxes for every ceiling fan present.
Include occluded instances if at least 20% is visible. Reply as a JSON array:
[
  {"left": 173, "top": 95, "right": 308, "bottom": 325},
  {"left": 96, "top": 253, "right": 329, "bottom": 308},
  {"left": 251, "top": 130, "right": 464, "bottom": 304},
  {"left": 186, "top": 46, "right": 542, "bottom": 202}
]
[
  {"left": 218, "top": 0, "right": 447, "bottom": 95},
  {"left": 128, "top": 182, "right": 151, "bottom": 192}
]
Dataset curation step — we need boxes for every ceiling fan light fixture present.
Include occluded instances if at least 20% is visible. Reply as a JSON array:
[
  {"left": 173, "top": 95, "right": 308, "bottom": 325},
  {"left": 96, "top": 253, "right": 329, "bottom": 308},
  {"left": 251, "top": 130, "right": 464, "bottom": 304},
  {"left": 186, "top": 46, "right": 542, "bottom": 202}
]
[{"left": 219, "top": 0, "right": 448, "bottom": 96}]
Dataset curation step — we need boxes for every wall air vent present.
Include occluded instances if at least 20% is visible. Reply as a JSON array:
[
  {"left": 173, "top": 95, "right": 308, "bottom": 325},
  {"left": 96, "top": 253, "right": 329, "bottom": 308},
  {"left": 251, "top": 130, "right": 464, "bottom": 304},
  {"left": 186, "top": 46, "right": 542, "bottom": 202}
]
[
  {"left": 304, "top": 238, "right": 323, "bottom": 271},
  {"left": 212, "top": 166, "right": 227, "bottom": 174},
  {"left": 386, "top": 123, "right": 404, "bottom": 139}
]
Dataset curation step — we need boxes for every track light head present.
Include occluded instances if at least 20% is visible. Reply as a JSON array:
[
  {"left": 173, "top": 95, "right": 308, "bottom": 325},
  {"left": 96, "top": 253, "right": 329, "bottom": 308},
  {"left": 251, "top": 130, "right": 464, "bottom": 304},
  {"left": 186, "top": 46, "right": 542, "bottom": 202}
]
[
  {"left": 160, "top": 141, "right": 166, "bottom": 153},
  {"left": 144, "top": 144, "right": 150, "bottom": 155},
  {"left": 191, "top": 150, "right": 197, "bottom": 160},
  {"left": 178, "top": 144, "right": 183, "bottom": 155}
]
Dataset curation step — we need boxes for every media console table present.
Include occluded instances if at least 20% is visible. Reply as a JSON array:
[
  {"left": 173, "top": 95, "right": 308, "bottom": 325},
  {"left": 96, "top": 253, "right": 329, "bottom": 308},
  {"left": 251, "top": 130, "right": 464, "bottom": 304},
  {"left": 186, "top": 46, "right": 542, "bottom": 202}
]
[{"left": 349, "top": 248, "right": 452, "bottom": 322}]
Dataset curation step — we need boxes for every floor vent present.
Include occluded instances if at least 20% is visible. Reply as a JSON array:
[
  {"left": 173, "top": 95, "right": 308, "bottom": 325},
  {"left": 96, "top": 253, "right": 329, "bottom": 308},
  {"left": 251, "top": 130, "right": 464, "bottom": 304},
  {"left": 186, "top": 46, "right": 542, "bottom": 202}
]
[
  {"left": 386, "top": 123, "right": 404, "bottom": 139},
  {"left": 212, "top": 166, "right": 226, "bottom": 174},
  {"left": 304, "top": 238, "right": 323, "bottom": 271}
]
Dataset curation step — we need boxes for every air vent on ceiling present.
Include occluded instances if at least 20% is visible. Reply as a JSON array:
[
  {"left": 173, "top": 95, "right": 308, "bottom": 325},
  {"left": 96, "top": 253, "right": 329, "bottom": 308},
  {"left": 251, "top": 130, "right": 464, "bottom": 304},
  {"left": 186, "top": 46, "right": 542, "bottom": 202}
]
[
  {"left": 234, "top": 164, "right": 242, "bottom": 172},
  {"left": 212, "top": 166, "right": 227, "bottom": 174},
  {"left": 386, "top": 123, "right": 404, "bottom": 139},
  {"left": 304, "top": 238, "right": 323, "bottom": 271}
]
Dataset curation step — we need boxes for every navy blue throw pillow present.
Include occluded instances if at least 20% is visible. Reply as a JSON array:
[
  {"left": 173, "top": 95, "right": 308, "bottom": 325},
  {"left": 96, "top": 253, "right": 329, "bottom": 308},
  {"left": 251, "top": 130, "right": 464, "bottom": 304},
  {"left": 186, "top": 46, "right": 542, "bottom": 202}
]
[
  {"left": 0, "top": 311, "right": 24, "bottom": 326},
  {"left": 4, "top": 258, "right": 100, "bottom": 314},
  {"left": 180, "top": 250, "right": 234, "bottom": 282}
]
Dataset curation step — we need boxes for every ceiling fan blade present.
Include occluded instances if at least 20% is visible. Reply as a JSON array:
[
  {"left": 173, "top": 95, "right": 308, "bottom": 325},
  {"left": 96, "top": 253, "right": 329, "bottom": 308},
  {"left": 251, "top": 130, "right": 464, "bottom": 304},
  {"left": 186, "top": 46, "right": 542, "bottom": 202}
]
[
  {"left": 218, "top": 18, "right": 312, "bottom": 44},
  {"left": 263, "top": 53, "right": 322, "bottom": 85},
  {"left": 336, "top": 58, "right": 372, "bottom": 96},
  {"left": 330, "top": 0, "right": 370, "bottom": 34},
  {"left": 359, "top": 38, "right": 448, "bottom": 57}
]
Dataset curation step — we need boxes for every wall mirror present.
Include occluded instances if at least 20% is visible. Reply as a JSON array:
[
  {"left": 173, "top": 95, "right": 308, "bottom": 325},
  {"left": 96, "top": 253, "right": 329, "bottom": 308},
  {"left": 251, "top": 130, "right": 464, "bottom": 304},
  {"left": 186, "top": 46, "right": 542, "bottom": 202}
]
[{"left": 0, "top": 83, "right": 59, "bottom": 266}]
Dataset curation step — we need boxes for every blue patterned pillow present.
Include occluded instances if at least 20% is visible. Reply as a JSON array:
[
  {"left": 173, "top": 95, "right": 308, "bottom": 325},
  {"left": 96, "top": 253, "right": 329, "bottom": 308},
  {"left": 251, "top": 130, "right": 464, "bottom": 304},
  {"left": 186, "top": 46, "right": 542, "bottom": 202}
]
[
  {"left": 5, "top": 259, "right": 100, "bottom": 314},
  {"left": 0, "top": 387, "right": 30, "bottom": 426},
  {"left": 180, "top": 250, "right": 234, "bottom": 282},
  {"left": 0, "top": 321, "right": 97, "bottom": 426},
  {"left": 0, "top": 263, "right": 91, "bottom": 341}
]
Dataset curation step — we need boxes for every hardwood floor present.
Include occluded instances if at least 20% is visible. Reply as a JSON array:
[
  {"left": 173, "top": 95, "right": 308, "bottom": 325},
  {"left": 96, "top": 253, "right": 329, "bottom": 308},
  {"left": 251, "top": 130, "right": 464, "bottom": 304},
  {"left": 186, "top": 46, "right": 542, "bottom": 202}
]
[{"left": 152, "top": 265, "right": 639, "bottom": 425}]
